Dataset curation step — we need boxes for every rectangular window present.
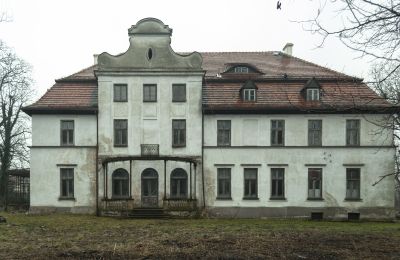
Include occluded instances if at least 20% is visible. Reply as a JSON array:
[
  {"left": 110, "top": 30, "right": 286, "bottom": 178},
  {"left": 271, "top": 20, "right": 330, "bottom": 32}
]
[
  {"left": 60, "top": 120, "right": 74, "bottom": 146},
  {"left": 308, "top": 168, "right": 322, "bottom": 199},
  {"left": 217, "top": 168, "right": 231, "bottom": 199},
  {"left": 306, "top": 88, "right": 320, "bottom": 101},
  {"left": 234, "top": 66, "right": 249, "bottom": 73},
  {"left": 172, "top": 84, "right": 186, "bottom": 102},
  {"left": 217, "top": 120, "right": 231, "bottom": 146},
  {"left": 346, "top": 119, "right": 360, "bottom": 146},
  {"left": 271, "top": 168, "right": 285, "bottom": 199},
  {"left": 244, "top": 168, "right": 258, "bottom": 199},
  {"left": 172, "top": 119, "right": 186, "bottom": 147},
  {"left": 143, "top": 84, "right": 157, "bottom": 102},
  {"left": 271, "top": 120, "right": 285, "bottom": 146},
  {"left": 113, "top": 84, "right": 127, "bottom": 102},
  {"left": 60, "top": 168, "right": 74, "bottom": 199},
  {"left": 308, "top": 120, "right": 322, "bottom": 146},
  {"left": 114, "top": 119, "right": 128, "bottom": 147},
  {"left": 243, "top": 89, "right": 256, "bottom": 101},
  {"left": 346, "top": 168, "right": 360, "bottom": 200}
]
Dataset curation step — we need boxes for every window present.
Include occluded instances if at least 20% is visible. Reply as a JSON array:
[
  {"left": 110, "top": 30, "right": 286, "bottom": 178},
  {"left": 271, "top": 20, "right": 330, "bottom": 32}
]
[
  {"left": 234, "top": 66, "right": 249, "bottom": 73},
  {"left": 271, "top": 120, "right": 285, "bottom": 146},
  {"left": 244, "top": 168, "right": 258, "bottom": 199},
  {"left": 114, "top": 119, "right": 128, "bottom": 147},
  {"left": 217, "top": 120, "right": 231, "bottom": 146},
  {"left": 306, "top": 88, "right": 320, "bottom": 101},
  {"left": 170, "top": 168, "right": 188, "bottom": 198},
  {"left": 61, "top": 120, "right": 74, "bottom": 146},
  {"left": 217, "top": 168, "right": 231, "bottom": 199},
  {"left": 308, "top": 120, "right": 322, "bottom": 146},
  {"left": 172, "top": 120, "right": 186, "bottom": 147},
  {"left": 308, "top": 168, "right": 322, "bottom": 199},
  {"left": 346, "top": 119, "right": 360, "bottom": 146},
  {"left": 143, "top": 84, "right": 157, "bottom": 102},
  {"left": 112, "top": 169, "right": 129, "bottom": 198},
  {"left": 60, "top": 168, "right": 74, "bottom": 199},
  {"left": 172, "top": 84, "right": 186, "bottom": 102},
  {"left": 271, "top": 168, "right": 285, "bottom": 199},
  {"left": 113, "top": 84, "right": 127, "bottom": 102},
  {"left": 346, "top": 168, "right": 360, "bottom": 200},
  {"left": 243, "top": 89, "right": 256, "bottom": 101}
]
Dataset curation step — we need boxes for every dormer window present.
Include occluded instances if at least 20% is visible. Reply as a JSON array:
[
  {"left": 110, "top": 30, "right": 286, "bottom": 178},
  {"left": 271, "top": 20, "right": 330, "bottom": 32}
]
[
  {"left": 240, "top": 80, "right": 258, "bottom": 102},
  {"left": 244, "top": 89, "right": 256, "bottom": 101},
  {"left": 234, "top": 66, "right": 249, "bottom": 73},
  {"left": 307, "top": 88, "right": 320, "bottom": 101},
  {"left": 302, "top": 78, "right": 322, "bottom": 101}
]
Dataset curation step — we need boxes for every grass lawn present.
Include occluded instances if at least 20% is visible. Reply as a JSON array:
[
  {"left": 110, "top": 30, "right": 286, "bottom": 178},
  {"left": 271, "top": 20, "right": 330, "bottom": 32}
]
[{"left": 0, "top": 213, "right": 400, "bottom": 259}]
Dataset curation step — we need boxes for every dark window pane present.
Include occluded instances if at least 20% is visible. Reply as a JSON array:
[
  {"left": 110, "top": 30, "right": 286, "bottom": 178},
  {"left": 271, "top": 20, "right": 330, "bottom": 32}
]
[
  {"left": 346, "top": 120, "right": 360, "bottom": 146},
  {"left": 114, "top": 84, "right": 127, "bottom": 102},
  {"left": 61, "top": 120, "right": 74, "bottom": 146},
  {"left": 143, "top": 84, "right": 157, "bottom": 102},
  {"left": 114, "top": 119, "right": 128, "bottom": 146},
  {"left": 271, "top": 168, "right": 284, "bottom": 198},
  {"left": 217, "top": 120, "right": 231, "bottom": 146},
  {"left": 172, "top": 120, "right": 186, "bottom": 147},
  {"left": 244, "top": 168, "right": 257, "bottom": 198},
  {"left": 60, "top": 168, "right": 74, "bottom": 198},
  {"left": 217, "top": 168, "right": 231, "bottom": 198},
  {"left": 271, "top": 120, "right": 284, "bottom": 146},
  {"left": 172, "top": 84, "right": 186, "bottom": 102}
]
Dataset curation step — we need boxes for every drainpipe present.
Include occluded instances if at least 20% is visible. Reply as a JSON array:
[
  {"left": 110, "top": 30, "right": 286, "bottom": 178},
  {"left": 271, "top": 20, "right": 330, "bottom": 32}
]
[
  {"left": 95, "top": 110, "right": 99, "bottom": 216},
  {"left": 201, "top": 109, "right": 206, "bottom": 209}
]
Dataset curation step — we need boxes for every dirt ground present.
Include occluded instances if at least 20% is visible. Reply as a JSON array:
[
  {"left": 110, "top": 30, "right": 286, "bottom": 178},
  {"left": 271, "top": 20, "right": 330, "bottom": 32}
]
[{"left": 0, "top": 213, "right": 400, "bottom": 259}]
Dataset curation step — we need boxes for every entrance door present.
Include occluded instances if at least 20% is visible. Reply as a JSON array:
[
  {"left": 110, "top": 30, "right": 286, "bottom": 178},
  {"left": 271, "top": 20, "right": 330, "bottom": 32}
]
[{"left": 141, "top": 168, "right": 159, "bottom": 207}]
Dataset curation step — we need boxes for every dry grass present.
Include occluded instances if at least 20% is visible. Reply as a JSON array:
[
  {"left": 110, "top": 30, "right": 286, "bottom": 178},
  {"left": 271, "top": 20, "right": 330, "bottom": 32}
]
[{"left": 0, "top": 212, "right": 400, "bottom": 259}]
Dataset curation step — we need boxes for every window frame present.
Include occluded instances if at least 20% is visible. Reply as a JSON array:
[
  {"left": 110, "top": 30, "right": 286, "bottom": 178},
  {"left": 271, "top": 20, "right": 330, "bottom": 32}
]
[
  {"left": 172, "top": 84, "right": 186, "bottom": 102},
  {"left": 346, "top": 119, "right": 360, "bottom": 146},
  {"left": 113, "top": 84, "right": 128, "bottom": 102},
  {"left": 308, "top": 120, "right": 322, "bottom": 146},
  {"left": 234, "top": 66, "right": 249, "bottom": 73},
  {"left": 143, "top": 84, "right": 157, "bottom": 102},
  {"left": 60, "top": 168, "right": 74, "bottom": 199},
  {"left": 217, "top": 168, "right": 231, "bottom": 199},
  {"left": 270, "top": 168, "right": 285, "bottom": 199},
  {"left": 346, "top": 168, "right": 361, "bottom": 200},
  {"left": 217, "top": 120, "right": 231, "bottom": 146},
  {"left": 243, "top": 168, "right": 258, "bottom": 199},
  {"left": 114, "top": 119, "right": 128, "bottom": 147},
  {"left": 170, "top": 168, "right": 188, "bottom": 199},
  {"left": 306, "top": 88, "right": 320, "bottom": 101},
  {"left": 243, "top": 89, "right": 256, "bottom": 102},
  {"left": 60, "top": 120, "right": 74, "bottom": 146},
  {"left": 172, "top": 119, "right": 186, "bottom": 147},
  {"left": 112, "top": 169, "right": 130, "bottom": 199},
  {"left": 307, "top": 168, "right": 323, "bottom": 200},
  {"left": 271, "top": 120, "right": 285, "bottom": 146}
]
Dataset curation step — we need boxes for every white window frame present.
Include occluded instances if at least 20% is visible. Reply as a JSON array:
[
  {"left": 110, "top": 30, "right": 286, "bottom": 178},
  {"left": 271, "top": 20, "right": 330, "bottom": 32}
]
[
  {"left": 306, "top": 88, "right": 320, "bottom": 101},
  {"left": 234, "top": 66, "right": 249, "bottom": 73},
  {"left": 243, "top": 89, "right": 256, "bottom": 101}
]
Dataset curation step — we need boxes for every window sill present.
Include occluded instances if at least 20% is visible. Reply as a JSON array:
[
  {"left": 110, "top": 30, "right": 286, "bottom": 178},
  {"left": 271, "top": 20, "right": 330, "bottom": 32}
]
[
  {"left": 114, "top": 145, "right": 128, "bottom": 148},
  {"left": 58, "top": 197, "right": 76, "bottom": 201},
  {"left": 216, "top": 197, "right": 232, "bottom": 200},
  {"left": 344, "top": 198, "right": 362, "bottom": 202},
  {"left": 143, "top": 100, "right": 157, "bottom": 103},
  {"left": 110, "top": 197, "right": 132, "bottom": 200},
  {"left": 113, "top": 100, "right": 128, "bottom": 103},
  {"left": 217, "top": 144, "right": 231, "bottom": 147},
  {"left": 60, "top": 144, "right": 75, "bottom": 147},
  {"left": 269, "top": 197, "right": 286, "bottom": 201},
  {"left": 172, "top": 100, "right": 187, "bottom": 103},
  {"left": 243, "top": 197, "right": 259, "bottom": 200},
  {"left": 307, "top": 198, "right": 324, "bottom": 201},
  {"left": 271, "top": 144, "right": 285, "bottom": 147},
  {"left": 172, "top": 145, "right": 186, "bottom": 148}
]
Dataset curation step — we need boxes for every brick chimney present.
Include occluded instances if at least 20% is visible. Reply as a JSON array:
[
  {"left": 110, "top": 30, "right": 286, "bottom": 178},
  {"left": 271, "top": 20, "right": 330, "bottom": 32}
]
[{"left": 282, "top": 43, "right": 293, "bottom": 56}]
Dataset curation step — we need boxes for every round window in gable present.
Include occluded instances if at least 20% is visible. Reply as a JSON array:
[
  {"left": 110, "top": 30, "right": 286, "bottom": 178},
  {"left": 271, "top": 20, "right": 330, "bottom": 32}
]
[{"left": 147, "top": 48, "right": 153, "bottom": 60}]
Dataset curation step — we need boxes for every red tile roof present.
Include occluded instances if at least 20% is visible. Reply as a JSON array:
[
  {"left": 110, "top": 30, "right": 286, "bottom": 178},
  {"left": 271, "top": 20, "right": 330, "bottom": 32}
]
[{"left": 23, "top": 52, "right": 394, "bottom": 115}]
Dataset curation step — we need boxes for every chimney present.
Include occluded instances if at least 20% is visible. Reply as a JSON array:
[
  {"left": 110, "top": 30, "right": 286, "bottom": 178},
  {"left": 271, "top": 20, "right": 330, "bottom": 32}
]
[
  {"left": 282, "top": 43, "right": 293, "bottom": 56},
  {"left": 93, "top": 54, "right": 99, "bottom": 65}
]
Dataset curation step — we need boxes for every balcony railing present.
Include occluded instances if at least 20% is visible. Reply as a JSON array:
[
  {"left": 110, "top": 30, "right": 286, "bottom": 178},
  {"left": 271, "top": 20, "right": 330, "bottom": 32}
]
[
  {"left": 101, "top": 198, "right": 135, "bottom": 212},
  {"left": 163, "top": 198, "right": 197, "bottom": 211},
  {"left": 141, "top": 144, "right": 159, "bottom": 156}
]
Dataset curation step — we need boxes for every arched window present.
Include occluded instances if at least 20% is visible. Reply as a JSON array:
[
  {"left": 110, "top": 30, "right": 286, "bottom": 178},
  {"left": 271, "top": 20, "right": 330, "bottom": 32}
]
[
  {"left": 112, "top": 169, "right": 129, "bottom": 198},
  {"left": 170, "top": 168, "right": 188, "bottom": 198}
]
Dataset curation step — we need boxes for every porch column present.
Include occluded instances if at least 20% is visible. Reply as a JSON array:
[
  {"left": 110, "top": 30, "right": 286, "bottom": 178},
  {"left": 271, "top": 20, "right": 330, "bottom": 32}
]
[
  {"left": 194, "top": 163, "right": 197, "bottom": 200},
  {"left": 129, "top": 160, "right": 132, "bottom": 198},
  {"left": 105, "top": 163, "right": 109, "bottom": 199},
  {"left": 164, "top": 160, "right": 167, "bottom": 200},
  {"left": 189, "top": 162, "right": 192, "bottom": 199}
]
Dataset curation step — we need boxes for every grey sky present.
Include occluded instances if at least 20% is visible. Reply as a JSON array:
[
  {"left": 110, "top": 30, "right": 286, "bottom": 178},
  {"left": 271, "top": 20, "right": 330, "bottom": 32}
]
[{"left": 0, "top": 0, "right": 375, "bottom": 100}]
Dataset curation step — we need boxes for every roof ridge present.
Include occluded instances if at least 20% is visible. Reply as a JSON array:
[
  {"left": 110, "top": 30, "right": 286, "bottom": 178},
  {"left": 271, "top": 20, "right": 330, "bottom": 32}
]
[{"left": 56, "top": 64, "right": 97, "bottom": 81}]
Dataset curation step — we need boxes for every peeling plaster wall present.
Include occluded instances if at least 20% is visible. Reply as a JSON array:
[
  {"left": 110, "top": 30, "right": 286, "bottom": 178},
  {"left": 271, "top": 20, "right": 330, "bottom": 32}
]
[{"left": 203, "top": 114, "right": 395, "bottom": 218}]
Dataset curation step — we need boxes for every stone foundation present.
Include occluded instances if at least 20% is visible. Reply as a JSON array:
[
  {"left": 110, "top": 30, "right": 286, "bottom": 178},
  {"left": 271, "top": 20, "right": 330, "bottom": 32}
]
[{"left": 29, "top": 206, "right": 96, "bottom": 215}]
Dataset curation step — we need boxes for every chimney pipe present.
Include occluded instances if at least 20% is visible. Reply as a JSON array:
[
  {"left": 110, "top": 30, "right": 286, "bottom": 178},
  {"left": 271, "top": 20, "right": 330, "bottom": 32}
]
[
  {"left": 93, "top": 54, "right": 99, "bottom": 65},
  {"left": 282, "top": 43, "right": 293, "bottom": 56}
]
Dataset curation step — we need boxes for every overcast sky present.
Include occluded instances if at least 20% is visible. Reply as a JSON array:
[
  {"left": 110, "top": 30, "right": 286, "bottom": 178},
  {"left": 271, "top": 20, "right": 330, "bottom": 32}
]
[{"left": 0, "top": 0, "right": 376, "bottom": 100}]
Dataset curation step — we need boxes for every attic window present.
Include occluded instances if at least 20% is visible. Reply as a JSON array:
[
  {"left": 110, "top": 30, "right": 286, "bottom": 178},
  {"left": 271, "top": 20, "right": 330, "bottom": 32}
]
[
  {"left": 243, "top": 89, "right": 256, "bottom": 101},
  {"left": 234, "top": 66, "right": 249, "bottom": 73},
  {"left": 306, "top": 89, "right": 320, "bottom": 101}
]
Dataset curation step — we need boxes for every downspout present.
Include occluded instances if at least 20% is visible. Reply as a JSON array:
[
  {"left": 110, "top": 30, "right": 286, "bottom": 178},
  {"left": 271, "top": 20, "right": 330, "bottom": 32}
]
[
  {"left": 201, "top": 106, "right": 206, "bottom": 209},
  {"left": 95, "top": 110, "right": 99, "bottom": 216}
]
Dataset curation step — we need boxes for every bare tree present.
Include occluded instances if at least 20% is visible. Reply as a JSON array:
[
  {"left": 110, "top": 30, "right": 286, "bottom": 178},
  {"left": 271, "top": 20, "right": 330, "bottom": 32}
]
[
  {"left": 303, "top": 0, "right": 400, "bottom": 83},
  {"left": 0, "top": 40, "right": 33, "bottom": 208}
]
